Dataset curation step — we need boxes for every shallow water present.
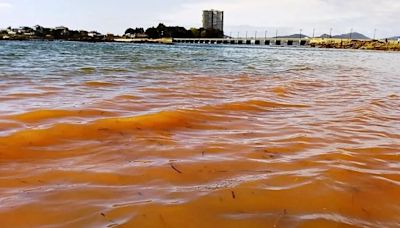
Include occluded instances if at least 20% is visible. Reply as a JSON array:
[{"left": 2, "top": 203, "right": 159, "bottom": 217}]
[{"left": 0, "top": 41, "right": 399, "bottom": 227}]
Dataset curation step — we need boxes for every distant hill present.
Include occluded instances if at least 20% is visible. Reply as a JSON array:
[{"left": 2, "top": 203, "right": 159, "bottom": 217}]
[
  {"left": 335, "top": 32, "right": 369, "bottom": 39},
  {"left": 276, "top": 34, "right": 310, "bottom": 39},
  {"left": 319, "top": 34, "right": 331, "bottom": 38},
  {"left": 387, "top": 36, "right": 400, "bottom": 40},
  {"left": 279, "top": 32, "right": 369, "bottom": 40},
  {"left": 318, "top": 32, "right": 369, "bottom": 40}
]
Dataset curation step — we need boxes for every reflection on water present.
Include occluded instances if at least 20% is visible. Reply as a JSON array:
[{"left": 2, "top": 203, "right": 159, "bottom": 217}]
[{"left": 0, "top": 41, "right": 399, "bottom": 227}]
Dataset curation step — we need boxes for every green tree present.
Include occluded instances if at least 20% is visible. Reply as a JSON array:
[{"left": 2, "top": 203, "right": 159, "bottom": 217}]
[
  {"left": 190, "top": 28, "right": 201, "bottom": 38},
  {"left": 145, "top": 27, "right": 160, "bottom": 39},
  {"left": 125, "top": 28, "right": 145, "bottom": 35},
  {"left": 125, "top": 28, "right": 135, "bottom": 35}
]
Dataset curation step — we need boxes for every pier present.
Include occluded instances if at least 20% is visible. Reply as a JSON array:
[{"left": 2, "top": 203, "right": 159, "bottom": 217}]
[{"left": 173, "top": 38, "right": 310, "bottom": 46}]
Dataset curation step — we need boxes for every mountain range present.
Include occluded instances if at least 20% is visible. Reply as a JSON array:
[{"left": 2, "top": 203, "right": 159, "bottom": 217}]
[
  {"left": 276, "top": 34, "right": 310, "bottom": 38},
  {"left": 319, "top": 32, "right": 370, "bottom": 39},
  {"left": 234, "top": 32, "right": 399, "bottom": 40},
  {"left": 276, "top": 32, "right": 370, "bottom": 39}
]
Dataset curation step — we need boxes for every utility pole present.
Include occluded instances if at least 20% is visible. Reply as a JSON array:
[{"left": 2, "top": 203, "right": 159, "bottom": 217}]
[
  {"left": 246, "top": 31, "right": 248, "bottom": 40},
  {"left": 349, "top": 28, "right": 353, "bottom": 40},
  {"left": 265, "top": 30, "right": 268, "bottom": 39},
  {"left": 300, "top": 29, "right": 303, "bottom": 40},
  {"left": 329, "top": 28, "right": 333, "bottom": 38},
  {"left": 373, "top": 29, "right": 377, "bottom": 40},
  {"left": 255, "top": 31, "right": 257, "bottom": 39},
  {"left": 275, "top": 29, "right": 278, "bottom": 39},
  {"left": 312, "top": 28, "right": 315, "bottom": 38},
  {"left": 237, "top": 32, "right": 240, "bottom": 39}
]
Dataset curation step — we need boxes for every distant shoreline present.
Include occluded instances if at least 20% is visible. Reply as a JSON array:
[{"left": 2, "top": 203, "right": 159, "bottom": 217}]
[
  {"left": 1, "top": 37, "right": 399, "bottom": 51},
  {"left": 0, "top": 37, "right": 173, "bottom": 45}
]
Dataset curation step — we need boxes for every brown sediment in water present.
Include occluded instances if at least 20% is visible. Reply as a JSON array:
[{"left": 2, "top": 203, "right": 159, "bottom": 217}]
[
  {"left": 84, "top": 81, "right": 118, "bottom": 87},
  {"left": 0, "top": 73, "right": 399, "bottom": 228},
  {"left": 7, "top": 109, "right": 115, "bottom": 123}
]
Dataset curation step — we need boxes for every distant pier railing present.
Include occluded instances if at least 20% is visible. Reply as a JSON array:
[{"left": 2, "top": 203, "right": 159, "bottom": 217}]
[{"left": 173, "top": 38, "right": 310, "bottom": 46}]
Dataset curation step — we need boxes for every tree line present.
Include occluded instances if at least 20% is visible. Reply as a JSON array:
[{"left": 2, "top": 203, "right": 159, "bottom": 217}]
[
  {"left": 124, "top": 23, "right": 224, "bottom": 39},
  {"left": 0, "top": 25, "right": 114, "bottom": 42}
]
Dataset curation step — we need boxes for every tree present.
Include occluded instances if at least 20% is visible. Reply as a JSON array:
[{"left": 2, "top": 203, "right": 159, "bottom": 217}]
[
  {"left": 190, "top": 28, "right": 201, "bottom": 38},
  {"left": 156, "top": 23, "right": 169, "bottom": 37},
  {"left": 125, "top": 27, "right": 145, "bottom": 35},
  {"left": 134, "top": 28, "right": 144, "bottom": 34},
  {"left": 140, "top": 23, "right": 225, "bottom": 39},
  {"left": 156, "top": 23, "right": 167, "bottom": 31},
  {"left": 200, "top": 28, "right": 224, "bottom": 38},
  {"left": 125, "top": 28, "right": 135, "bottom": 35},
  {"left": 145, "top": 27, "right": 160, "bottom": 39}
]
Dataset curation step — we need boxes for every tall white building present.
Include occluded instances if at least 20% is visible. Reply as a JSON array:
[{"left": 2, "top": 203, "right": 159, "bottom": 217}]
[{"left": 202, "top": 10, "right": 224, "bottom": 32}]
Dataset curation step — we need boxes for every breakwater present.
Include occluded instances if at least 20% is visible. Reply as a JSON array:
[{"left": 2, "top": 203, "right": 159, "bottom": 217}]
[
  {"left": 309, "top": 38, "right": 400, "bottom": 51},
  {"left": 173, "top": 38, "right": 309, "bottom": 46}
]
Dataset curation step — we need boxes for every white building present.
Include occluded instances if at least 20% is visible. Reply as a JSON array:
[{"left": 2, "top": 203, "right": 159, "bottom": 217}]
[{"left": 7, "top": 29, "right": 17, "bottom": 35}]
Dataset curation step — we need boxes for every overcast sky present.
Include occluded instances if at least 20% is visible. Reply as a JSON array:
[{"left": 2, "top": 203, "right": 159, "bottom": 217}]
[{"left": 0, "top": 0, "right": 399, "bottom": 38}]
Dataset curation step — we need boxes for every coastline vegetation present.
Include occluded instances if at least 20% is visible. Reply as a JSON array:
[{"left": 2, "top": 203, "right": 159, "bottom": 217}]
[
  {"left": 0, "top": 25, "right": 115, "bottom": 42},
  {"left": 1, "top": 24, "right": 399, "bottom": 51},
  {"left": 0, "top": 23, "right": 224, "bottom": 42}
]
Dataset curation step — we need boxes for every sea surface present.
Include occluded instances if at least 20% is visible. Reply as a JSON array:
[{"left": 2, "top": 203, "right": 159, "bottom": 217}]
[{"left": 0, "top": 41, "right": 399, "bottom": 227}]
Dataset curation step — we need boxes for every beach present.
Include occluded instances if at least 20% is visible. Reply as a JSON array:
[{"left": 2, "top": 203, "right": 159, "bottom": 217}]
[{"left": 0, "top": 41, "right": 399, "bottom": 227}]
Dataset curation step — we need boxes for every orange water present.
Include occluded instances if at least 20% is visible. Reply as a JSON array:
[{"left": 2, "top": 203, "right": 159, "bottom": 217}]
[
  {"left": 1, "top": 42, "right": 400, "bottom": 227},
  {"left": 1, "top": 72, "right": 399, "bottom": 227}
]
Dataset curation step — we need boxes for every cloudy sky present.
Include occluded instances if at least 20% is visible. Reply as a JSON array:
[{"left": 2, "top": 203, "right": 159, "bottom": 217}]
[{"left": 0, "top": 0, "right": 399, "bottom": 38}]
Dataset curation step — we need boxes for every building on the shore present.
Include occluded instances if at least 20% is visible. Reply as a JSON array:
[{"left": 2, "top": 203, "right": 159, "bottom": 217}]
[
  {"left": 55, "top": 26, "right": 69, "bottom": 31},
  {"left": 125, "top": 33, "right": 148, "bottom": 38},
  {"left": 5, "top": 27, "right": 25, "bottom": 35},
  {"left": 18, "top": 27, "right": 35, "bottom": 36},
  {"left": 54, "top": 26, "right": 69, "bottom": 36},
  {"left": 6, "top": 29, "right": 17, "bottom": 35},
  {"left": 202, "top": 10, "right": 224, "bottom": 32},
  {"left": 88, "top": 31, "right": 103, "bottom": 37},
  {"left": 34, "top": 25, "right": 45, "bottom": 34}
]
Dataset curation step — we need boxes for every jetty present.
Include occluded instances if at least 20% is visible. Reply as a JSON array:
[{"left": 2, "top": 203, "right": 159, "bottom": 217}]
[{"left": 173, "top": 38, "right": 310, "bottom": 46}]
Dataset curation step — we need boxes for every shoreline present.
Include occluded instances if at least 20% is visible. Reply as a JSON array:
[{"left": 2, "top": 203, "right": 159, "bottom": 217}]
[
  {"left": 0, "top": 36, "right": 173, "bottom": 44},
  {"left": 1, "top": 37, "right": 399, "bottom": 51},
  {"left": 309, "top": 38, "right": 400, "bottom": 51}
]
